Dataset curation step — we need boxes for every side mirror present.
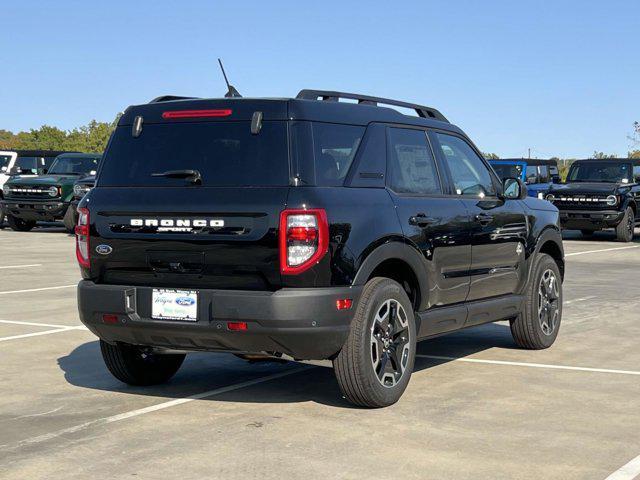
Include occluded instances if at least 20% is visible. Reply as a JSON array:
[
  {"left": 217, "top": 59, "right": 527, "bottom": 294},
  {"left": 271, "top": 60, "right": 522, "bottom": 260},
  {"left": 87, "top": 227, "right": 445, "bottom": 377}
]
[
  {"left": 9, "top": 166, "right": 20, "bottom": 175},
  {"left": 42, "top": 168, "right": 48, "bottom": 174},
  {"left": 502, "top": 177, "right": 527, "bottom": 200},
  {"left": 552, "top": 177, "right": 561, "bottom": 184}
]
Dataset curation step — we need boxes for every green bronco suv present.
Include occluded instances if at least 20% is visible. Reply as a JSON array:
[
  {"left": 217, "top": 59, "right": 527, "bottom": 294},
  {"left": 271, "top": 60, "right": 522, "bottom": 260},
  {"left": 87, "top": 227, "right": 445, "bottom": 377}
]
[{"left": 2, "top": 152, "right": 101, "bottom": 232}]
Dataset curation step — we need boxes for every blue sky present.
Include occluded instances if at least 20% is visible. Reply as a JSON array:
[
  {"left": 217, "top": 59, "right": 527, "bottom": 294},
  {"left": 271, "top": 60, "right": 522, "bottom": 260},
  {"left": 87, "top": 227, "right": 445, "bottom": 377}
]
[{"left": 2, "top": 0, "right": 639, "bottom": 158}]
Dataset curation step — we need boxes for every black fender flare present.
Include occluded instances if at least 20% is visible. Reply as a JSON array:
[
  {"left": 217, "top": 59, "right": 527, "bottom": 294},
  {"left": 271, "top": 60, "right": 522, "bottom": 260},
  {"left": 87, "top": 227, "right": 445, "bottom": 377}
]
[
  {"left": 528, "top": 226, "right": 564, "bottom": 284},
  {"left": 352, "top": 241, "right": 430, "bottom": 310},
  {"left": 621, "top": 197, "right": 637, "bottom": 216}
]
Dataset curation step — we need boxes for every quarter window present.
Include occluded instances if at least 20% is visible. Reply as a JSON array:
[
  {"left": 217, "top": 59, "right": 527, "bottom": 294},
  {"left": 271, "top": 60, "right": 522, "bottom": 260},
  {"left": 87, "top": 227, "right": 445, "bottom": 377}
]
[
  {"left": 388, "top": 128, "right": 441, "bottom": 195},
  {"left": 434, "top": 133, "right": 496, "bottom": 197}
]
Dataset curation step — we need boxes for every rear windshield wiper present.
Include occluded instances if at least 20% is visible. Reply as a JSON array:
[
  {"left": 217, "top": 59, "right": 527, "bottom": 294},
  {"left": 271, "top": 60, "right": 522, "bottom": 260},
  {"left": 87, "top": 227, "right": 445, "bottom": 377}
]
[{"left": 151, "top": 169, "right": 202, "bottom": 185}]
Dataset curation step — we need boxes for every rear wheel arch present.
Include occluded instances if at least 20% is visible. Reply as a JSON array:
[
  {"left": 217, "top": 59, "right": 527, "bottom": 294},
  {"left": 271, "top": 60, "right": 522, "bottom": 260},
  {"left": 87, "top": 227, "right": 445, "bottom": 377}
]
[{"left": 353, "top": 241, "right": 428, "bottom": 311}]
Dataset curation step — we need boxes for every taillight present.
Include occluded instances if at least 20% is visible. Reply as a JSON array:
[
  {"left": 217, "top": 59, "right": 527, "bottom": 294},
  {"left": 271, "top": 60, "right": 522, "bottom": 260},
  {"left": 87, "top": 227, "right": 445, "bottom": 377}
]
[
  {"left": 75, "top": 207, "right": 90, "bottom": 268},
  {"left": 279, "top": 209, "right": 328, "bottom": 275}
]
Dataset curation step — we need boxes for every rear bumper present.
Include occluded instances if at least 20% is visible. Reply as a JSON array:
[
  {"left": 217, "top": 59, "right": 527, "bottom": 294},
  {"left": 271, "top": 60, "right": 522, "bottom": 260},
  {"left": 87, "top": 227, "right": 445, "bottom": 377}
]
[
  {"left": 1, "top": 199, "right": 70, "bottom": 221},
  {"left": 77, "top": 280, "right": 362, "bottom": 360},
  {"left": 558, "top": 209, "right": 623, "bottom": 229}
]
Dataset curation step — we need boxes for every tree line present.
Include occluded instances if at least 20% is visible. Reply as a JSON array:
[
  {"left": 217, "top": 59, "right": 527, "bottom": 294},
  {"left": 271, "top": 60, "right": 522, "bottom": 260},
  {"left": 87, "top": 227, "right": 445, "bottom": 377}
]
[{"left": 0, "top": 117, "right": 119, "bottom": 154}]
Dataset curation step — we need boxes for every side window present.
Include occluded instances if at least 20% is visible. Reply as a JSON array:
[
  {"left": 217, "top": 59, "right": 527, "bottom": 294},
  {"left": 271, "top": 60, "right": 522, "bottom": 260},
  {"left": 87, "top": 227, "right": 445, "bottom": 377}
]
[
  {"left": 388, "top": 128, "right": 441, "bottom": 195},
  {"left": 434, "top": 133, "right": 496, "bottom": 197},
  {"left": 633, "top": 165, "right": 640, "bottom": 183},
  {"left": 312, "top": 123, "right": 365, "bottom": 186},
  {"left": 538, "top": 165, "right": 550, "bottom": 183},
  {"left": 525, "top": 165, "right": 538, "bottom": 184}
]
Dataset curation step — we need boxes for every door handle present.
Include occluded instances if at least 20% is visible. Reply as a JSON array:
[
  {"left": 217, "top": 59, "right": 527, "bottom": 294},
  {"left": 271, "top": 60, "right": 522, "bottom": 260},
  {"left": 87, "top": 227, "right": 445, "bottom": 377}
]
[
  {"left": 409, "top": 213, "right": 435, "bottom": 227},
  {"left": 475, "top": 213, "right": 494, "bottom": 226}
]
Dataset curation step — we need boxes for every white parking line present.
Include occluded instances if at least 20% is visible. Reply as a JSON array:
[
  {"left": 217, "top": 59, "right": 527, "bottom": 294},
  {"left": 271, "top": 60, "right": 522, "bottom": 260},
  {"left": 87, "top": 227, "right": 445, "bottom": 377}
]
[
  {"left": 605, "top": 454, "right": 640, "bottom": 480},
  {"left": 0, "top": 264, "right": 42, "bottom": 270},
  {"left": 416, "top": 355, "right": 640, "bottom": 376},
  {"left": 564, "top": 295, "right": 597, "bottom": 305},
  {"left": 566, "top": 245, "right": 640, "bottom": 257},
  {"left": 2, "top": 365, "right": 310, "bottom": 452},
  {"left": 0, "top": 319, "right": 81, "bottom": 329},
  {"left": 0, "top": 284, "right": 76, "bottom": 295},
  {"left": 0, "top": 326, "right": 87, "bottom": 342}
]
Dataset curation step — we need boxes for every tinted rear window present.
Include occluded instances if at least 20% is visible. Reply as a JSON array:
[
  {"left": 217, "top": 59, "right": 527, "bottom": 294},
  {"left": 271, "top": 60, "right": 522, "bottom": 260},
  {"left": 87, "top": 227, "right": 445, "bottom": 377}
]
[{"left": 99, "top": 122, "right": 289, "bottom": 187}]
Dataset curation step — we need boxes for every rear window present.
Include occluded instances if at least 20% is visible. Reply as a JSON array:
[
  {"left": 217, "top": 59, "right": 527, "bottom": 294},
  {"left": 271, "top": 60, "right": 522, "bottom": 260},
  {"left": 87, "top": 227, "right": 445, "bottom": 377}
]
[{"left": 99, "top": 122, "right": 289, "bottom": 187}]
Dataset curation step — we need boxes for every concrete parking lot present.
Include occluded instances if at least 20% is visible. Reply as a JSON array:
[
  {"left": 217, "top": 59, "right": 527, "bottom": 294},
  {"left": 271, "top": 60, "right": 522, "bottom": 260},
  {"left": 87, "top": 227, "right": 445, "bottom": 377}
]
[{"left": 0, "top": 226, "right": 639, "bottom": 480}]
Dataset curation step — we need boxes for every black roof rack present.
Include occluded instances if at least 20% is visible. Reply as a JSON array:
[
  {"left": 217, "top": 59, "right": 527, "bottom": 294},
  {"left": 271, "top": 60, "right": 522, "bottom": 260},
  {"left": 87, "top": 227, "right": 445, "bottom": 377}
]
[
  {"left": 296, "top": 89, "right": 449, "bottom": 123},
  {"left": 149, "top": 95, "right": 200, "bottom": 103}
]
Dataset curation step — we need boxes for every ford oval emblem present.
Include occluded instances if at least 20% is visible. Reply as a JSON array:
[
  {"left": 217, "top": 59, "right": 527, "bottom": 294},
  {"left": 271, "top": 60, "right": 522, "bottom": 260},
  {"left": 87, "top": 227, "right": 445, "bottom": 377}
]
[
  {"left": 175, "top": 297, "right": 195, "bottom": 306},
  {"left": 95, "top": 244, "right": 113, "bottom": 255}
]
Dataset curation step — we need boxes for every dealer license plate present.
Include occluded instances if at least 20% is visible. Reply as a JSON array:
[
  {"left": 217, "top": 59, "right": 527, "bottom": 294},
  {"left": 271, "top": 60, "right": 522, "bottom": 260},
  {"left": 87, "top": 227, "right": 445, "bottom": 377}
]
[{"left": 151, "top": 289, "right": 198, "bottom": 321}]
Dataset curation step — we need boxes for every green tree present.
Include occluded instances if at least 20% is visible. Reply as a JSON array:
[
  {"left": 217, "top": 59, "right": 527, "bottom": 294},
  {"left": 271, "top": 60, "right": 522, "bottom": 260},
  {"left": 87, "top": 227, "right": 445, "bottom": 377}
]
[
  {"left": 591, "top": 151, "right": 617, "bottom": 159},
  {"left": 483, "top": 152, "right": 500, "bottom": 159},
  {"left": 0, "top": 115, "right": 119, "bottom": 153}
]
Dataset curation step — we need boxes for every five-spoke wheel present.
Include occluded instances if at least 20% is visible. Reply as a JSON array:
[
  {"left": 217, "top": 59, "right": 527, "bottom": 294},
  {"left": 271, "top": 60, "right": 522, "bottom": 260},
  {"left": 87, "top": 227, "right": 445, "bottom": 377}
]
[{"left": 370, "top": 299, "right": 411, "bottom": 388}]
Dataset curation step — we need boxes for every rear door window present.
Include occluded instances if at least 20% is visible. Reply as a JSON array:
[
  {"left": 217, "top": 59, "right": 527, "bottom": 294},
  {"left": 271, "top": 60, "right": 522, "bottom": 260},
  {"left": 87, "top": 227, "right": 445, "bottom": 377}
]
[
  {"left": 99, "top": 122, "right": 290, "bottom": 187},
  {"left": 387, "top": 128, "right": 441, "bottom": 195}
]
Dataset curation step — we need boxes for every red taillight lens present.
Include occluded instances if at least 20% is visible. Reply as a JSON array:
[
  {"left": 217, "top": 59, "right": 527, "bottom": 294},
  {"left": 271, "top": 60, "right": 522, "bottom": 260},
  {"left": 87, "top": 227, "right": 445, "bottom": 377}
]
[
  {"left": 227, "top": 321, "right": 248, "bottom": 331},
  {"left": 279, "top": 209, "right": 328, "bottom": 275},
  {"left": 102, "top": 314, "right": 118, "bottom": 324},
  {"left": 336, "top": 299, "right": 353, "bottom": 310},
  {"left": 75, "top": 207, "right": 90, "bottom": 268},
  {"left": 162, "top": 109, "right": 232, "bottom": 119}
]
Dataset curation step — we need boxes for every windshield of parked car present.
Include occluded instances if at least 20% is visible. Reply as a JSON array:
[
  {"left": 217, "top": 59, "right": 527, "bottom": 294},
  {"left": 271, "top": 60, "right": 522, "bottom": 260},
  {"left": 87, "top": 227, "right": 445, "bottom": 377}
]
[
  {"left": 491, "top": 163, "right": 523, "bottom": 181},
  {"left": 48, "top": 156, "right": 99, "bottom": 175},
  {"left": 567, "top": 162, "right": 631, "bottom": 183}
]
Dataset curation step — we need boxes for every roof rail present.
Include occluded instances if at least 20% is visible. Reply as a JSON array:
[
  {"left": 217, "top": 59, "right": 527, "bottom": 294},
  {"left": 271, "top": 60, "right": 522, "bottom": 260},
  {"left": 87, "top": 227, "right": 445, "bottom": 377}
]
[
  {"left": 296, "top": 89, "right": 449, "bottom": 123},
  {"left": 148, "top": 95, "right": 200, "bottom": 103}
]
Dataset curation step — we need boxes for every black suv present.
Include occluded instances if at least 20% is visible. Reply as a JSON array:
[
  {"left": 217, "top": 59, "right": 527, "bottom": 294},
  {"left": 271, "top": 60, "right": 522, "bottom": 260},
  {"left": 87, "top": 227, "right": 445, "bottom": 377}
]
[
  {"left": 77, "top": 90, "right": 565, "bottom": 407},
  {"left": 546, "top": 158, "right": 640, "bottom": 241}
]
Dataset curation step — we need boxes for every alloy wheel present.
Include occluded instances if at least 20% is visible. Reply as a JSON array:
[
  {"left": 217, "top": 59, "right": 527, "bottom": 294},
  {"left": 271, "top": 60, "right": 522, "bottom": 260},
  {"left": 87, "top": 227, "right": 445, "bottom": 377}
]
[
  {"left": 370, "top": 299, "right": 411, "bottom": 387},
  {"left": 538, "top": 269, "right": 560, "bottom": 336}
]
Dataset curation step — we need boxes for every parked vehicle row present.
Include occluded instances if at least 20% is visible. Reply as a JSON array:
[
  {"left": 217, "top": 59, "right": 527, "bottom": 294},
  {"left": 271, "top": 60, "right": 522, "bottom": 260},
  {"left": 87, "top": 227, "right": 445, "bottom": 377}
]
[{"left": 0, "top": 152, "right": 101, "bottom": 231}]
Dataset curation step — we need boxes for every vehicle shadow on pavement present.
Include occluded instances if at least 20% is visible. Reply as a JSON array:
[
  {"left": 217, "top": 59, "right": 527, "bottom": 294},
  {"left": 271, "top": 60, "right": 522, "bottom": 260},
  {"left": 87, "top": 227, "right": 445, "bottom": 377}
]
[{"left": 57, "top": 323, "right": 516, "bottom": 409}]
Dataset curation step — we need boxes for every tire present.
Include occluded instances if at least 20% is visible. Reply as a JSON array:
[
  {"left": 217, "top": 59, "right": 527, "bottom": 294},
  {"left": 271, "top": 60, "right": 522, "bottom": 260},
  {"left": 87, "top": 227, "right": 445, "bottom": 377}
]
[
  {"left": 63, "top": 205, "right": 77, "bottom": 232},
  {"left": 7, "top": 215, "right": 36, "bottom": 232},
  {"left": 510, "top": 253, "right": 562, "bottom": 350},
  {"left": 333, "top": 277, "right": 417, "bottom": 408},
  {"left": 615, "top": 206, "right": 635, "bottom": 242},
  {"left": 100, "top": 340, "right": 186, "bottom": 386},
  {"left": 0, "top": 202, "right": 5, "bottom": 229}
]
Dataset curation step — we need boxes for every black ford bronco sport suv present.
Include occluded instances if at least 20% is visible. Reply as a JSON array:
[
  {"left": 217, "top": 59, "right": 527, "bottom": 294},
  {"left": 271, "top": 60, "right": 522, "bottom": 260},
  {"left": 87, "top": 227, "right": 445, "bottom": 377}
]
[
  {"left": 546, "top": 158, "right": 640, "bottom": 242},
  {"left": 77, "top": 90, "right": 565, "bottom": 407}
]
